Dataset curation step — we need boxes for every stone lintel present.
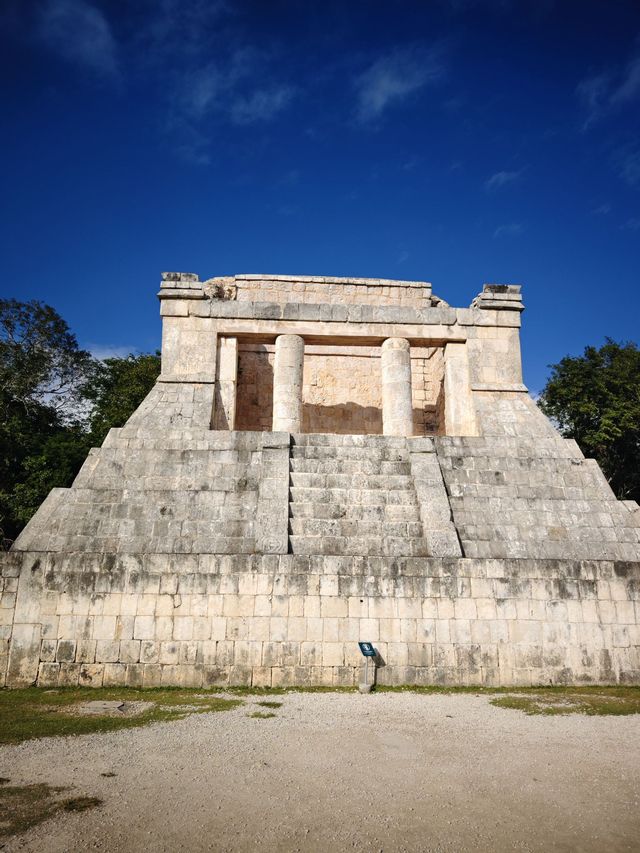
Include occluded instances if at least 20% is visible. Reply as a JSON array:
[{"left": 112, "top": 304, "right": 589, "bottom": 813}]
[
  {"left": 199, "top": 319, "right": 465, "bottom": 346},
  {"left": 159, "top": 298, "right": 522, "bottom": 329}
]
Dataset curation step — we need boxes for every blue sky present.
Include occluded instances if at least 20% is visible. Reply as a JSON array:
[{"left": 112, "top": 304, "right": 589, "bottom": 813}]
[{"left": 1, "top": 0, "right": 639, "bottom": 392}]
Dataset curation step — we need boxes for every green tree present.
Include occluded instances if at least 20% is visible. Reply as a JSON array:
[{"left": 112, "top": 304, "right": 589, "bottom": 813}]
[
  {"left": 0, "top": 299, "right": 96, "bottom": 545},
  {"left": 539, "top": 339, "right": 640, "bottom": 501},
  {"left": 84, "top": 352, "right": 161, "bottom": 444},
  {"left": 0, "top": 298, "right": 94, "bottom": 424},
  {"left": 0, "top": 300, "right": 160, "bottom": 547}
]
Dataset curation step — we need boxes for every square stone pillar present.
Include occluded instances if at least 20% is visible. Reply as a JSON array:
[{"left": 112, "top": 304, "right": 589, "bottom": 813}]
[
  {"left": 381, "top": 337, "right": 414, "bottom": 436},
  {"left": 213, "top": 337, "right": 238, "bottom": 430},
  {"left": 443, "top": 342, "right": 479, "bottom": 436},
  {"left": 273, "top": 334, "right": 304, "bottom": 433}
]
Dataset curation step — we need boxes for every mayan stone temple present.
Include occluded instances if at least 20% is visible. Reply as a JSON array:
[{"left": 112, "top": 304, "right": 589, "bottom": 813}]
[{"left": 2, "top": 272, "right": 640, "bottom": 689}]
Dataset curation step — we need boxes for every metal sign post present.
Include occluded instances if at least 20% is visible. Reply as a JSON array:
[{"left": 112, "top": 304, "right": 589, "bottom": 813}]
[{"left": 358, "top": 642, "right": 376, "bottom": 694}]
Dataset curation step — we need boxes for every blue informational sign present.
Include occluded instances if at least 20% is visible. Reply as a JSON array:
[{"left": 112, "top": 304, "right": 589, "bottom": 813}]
[{"left": 358, "top": 642, "right": 376, "bottom": 657}]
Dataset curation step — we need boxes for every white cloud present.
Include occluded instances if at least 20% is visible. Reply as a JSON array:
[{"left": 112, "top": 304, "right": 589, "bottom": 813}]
[
  {"left": 30, "top": 1, "right": 295, "bottom": 162},
  {"left": 37, "top": 0, "right": 119, "bottom": 78},
  {"left": 493, "top": 223, "right": 523, "bottom": 238},
  {"left": 610, "top": 56, "right": 640, "bottom": 105},
  {"left": 622, "top": 217, "right": 640, "bottom": 231},
  {"left": 484, "top": 169, "right": 522, "bottom": 191},
  {"left": 578, "top": 50, "right": 640, "bottom": 129},
  {"left": 86, "top": 344, "right": 138, "bottom": 360},
  {"left": 354, "top": 44, "right": 445, "bottom": 122},
  {"left": 168, "top": 47, "right": 295, "bottom": 155},
  {"left": 592, "top": 203, "right": 612, "bottom": 215},
  {"left": 138, "top": 0, "right": 229, "bottom": 60},
  {"left": 397, "top": 250, "right": 410, "bottom": 264},
  {"left": 231, "top": 85, "right": 295, "bottom": 124},
  {"left": 618, "top": 147, "right": 640, "bottom": 186}
]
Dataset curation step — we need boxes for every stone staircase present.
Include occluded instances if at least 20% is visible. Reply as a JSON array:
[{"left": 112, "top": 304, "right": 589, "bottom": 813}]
[
  {"left": 288, "top": 434, "right": 429, "bottom": 556},
  {"left": 437, "top": 435, "right": 640, "bottom": 561}
]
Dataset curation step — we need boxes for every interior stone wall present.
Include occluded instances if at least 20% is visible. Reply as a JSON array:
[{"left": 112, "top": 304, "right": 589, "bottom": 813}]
[{"left": 234, "top": 344, "right": 444, "bottom": 435}]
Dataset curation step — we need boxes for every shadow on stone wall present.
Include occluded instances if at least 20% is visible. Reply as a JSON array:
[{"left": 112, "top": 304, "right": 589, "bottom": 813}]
[{"left": 302, "top": 402, "right": 383, "bottom": 435}]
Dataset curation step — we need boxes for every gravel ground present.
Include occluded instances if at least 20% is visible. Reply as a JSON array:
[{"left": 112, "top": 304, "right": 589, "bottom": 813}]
[{"left": 1, "top": 692, "right": 639, "bottom": 852}]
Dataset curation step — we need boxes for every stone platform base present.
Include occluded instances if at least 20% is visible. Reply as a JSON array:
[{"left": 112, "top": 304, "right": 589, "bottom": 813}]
[{"left": 2, "top": 551, "right": 639, "bottom": 688}]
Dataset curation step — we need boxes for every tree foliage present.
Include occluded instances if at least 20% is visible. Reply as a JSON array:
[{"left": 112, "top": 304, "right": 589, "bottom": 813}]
[
  {"left": 0, "top": 298, "right": 94, "bottom": 423},
  {"left": 84, "top": 353, "right": 161, "bottom": 445},
  {"left": 539, "top": 339, "right": 640, "bottom": 501},
  {"left": 0, "top": 299, "right": 160, "bottom": 547}
]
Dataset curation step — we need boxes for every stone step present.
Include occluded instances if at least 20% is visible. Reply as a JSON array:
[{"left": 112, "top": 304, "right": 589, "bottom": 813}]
[
  {"left": 457, "top": 523, "right": 637, "bottom": 543},
  {"left": 292, "top": 433, "right": 407, "bottom": 448},
  {"left": 289, "top": 487, "right": 419, "bottom": 506},
  {"left": 440, "top": 456, "right": 594, "bottom": 474},
  {"left": 105, "top": 428, "right": 271, "bottom": 452},
  {"left": 288, "top": 518, "right": 423, "bottom": 538},
  {"left": 62, "top": 488, "right": 258, "bottom": 512},
  {"left": 67, "top": 517, "right": 255, "bottom": 540},
  {"left": 436, "top": 436, "right": 581, "bottom": 459},
  {"left": 75, "top": 470, "right": 261, "bottom": 492},
  {"left": 454, "top": 509, "right": 640, "bottom": 531},
  {"left": 291, "top": 446, "right": 409, "bottom": 462},
  {"left": 288, "top": 502, "right": 422, "bottom": 522},
  {"left": 442, "top": 468, "right": 601, "bottom": 488},
  {"left": 39, "top": 534, "right": 257, "bottom": 555},
  {"left": 60, "top": 501, "right": 257, "bottom": 524},
  {"left": 461, "top": 539, "right": 639, "bottom": 562},
  {"left": 289, "top": 472, "right": 414, "bottom": 490},
  {"left": 445, "top": 483, "right": 614, "bottom": 501},
  {"left": 289, "top": 458, "right": 411, "bottom": 476},
  {"left": 288, "top": 535, "right": 430, "bottom": 557}
]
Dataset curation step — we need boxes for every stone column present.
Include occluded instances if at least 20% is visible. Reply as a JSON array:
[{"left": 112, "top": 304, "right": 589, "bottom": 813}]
[
  {"left": 273, "top": 334, "right": 304, "bottom": 432},
  {"left": 381, "top": 337, "right": 414, "bottom": 436},
  {"left": 213, "top": 337, "right": 238, "bottom": 430},
  {"left": 443, "top": 342, "right": 479, "bottom": 436}
]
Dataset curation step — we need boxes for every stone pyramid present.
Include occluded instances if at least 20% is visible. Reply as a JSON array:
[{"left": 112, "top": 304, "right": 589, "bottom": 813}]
[{"left": 2, "top": 273, "right": 639, "bottom": 688}]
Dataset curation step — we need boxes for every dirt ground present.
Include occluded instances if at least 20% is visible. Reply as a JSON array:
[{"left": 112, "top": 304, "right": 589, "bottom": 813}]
[{"left": 1, "top": 691, "right": 639, "bottom": 852}]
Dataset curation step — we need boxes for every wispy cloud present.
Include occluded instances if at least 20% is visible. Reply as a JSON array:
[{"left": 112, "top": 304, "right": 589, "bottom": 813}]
[
  {"left": 578, "top": 49, "right": 640, "bottom": 129},
  {"left": 36, "top": 0, "right": 119, "bottom": 78},
  {"left": 32, "top": 1, "right": 296, "bottom": 163},
  {"left": 621, "top": 217, "right": 640, "bottom": 231},
  {"left": 231, "top": 86, "right": 295, "bottom": 124},
  {"left": 86, "top": 344, "right": 138, "bottom": 360},
  {"left": 592, "top": 203, "right": 612, "bottom": 215},
  {"left": 617, "top": 146, "right": 640, "bottom": 187},
  {"left": 397, "top": 250, "right": 410, "bottom": 264},
  {"left": 137, "top": 0, "right": 229, "bottom": 61},
  {"left": 493, "top": 223, "right": 523, "bottom": 238},
  {"left": 484, "top": 169, "right": 523, "bottom": 192},
  {"left": 354, "top": 44, "right": 445, "bottom": 122},
  {"left": 161, "top": 40, "right": 296, "bottom": 162}
]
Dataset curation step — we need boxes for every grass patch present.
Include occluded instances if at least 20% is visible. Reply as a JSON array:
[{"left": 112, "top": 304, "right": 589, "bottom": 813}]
[
  {"left": 256, "top": 701, "right": 282, "bottom": 709},
  {"left": 490, "top": 688, "right": 640, "bottom": 716},
  {"left": 0, "top": 783, "right": 102, "bottom": 841},
  {"left": 247, "top": 711, "right": 277, "bottom": 719},
  {"left": 0, "top": 688, "right": 242, "bottom": 745}
]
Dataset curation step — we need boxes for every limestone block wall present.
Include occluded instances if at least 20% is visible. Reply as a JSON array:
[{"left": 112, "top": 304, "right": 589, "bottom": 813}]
[
  {"left": 158, "top": 275, "right": 531, "bottom": 439},
  {"left": 438, "top": 435, "right": 640, "bottom": 562},
  {"left": 3, "top": 551, "right": 639, "bottom": 689},
  {"left": 232, "top": 275, "right": 435, "bottom": 308},
  {"left": 234, "top": 343, "right": 444, "bottom": 435},
  {"left": 13, "top": 430, "right": 291, "bottom": 558}
]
